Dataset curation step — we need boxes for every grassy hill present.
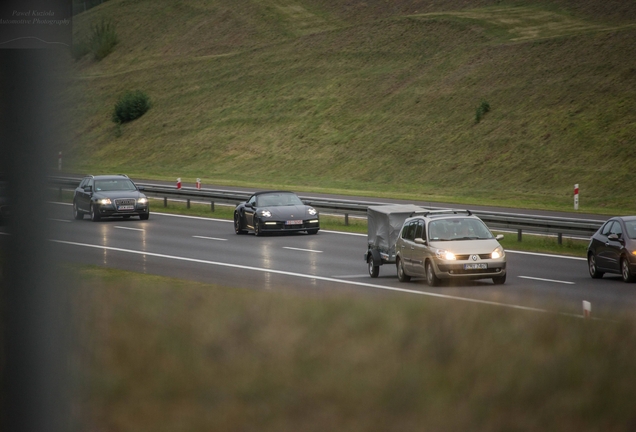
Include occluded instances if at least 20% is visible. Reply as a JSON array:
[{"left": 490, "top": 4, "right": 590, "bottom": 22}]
[{"left": 64, "top": 0, "right": 636, "bottom": 213}]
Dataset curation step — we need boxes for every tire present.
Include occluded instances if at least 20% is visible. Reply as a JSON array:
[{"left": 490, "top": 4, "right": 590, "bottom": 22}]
[
  {"left": 139, "top": 212, "right": 149, "bottom": 221},
  {"left": 89, "top": 203, "right": 100, "bottom": 222},
  {"left": 588, "top": 253, "right": 604, "bottom": 279},
  {"left": 123, "top": 215, "right": 131, "bottom": 219},
  {"left": 254, "top": 217, "right": 262, "bottom": 236},
  {"left": 492, "top": 274, "right": 506, "bottom": 285},
  {"left": 234, "top": 212, "right": 246, "bottom": 234},
  {"left": 425, "top": 261, "right": 441, "bottom": 287},
  {"left": 368, "top": 255, "right": 379, "bottom": 278},
  {"left": 396, "top": 258, "right": 411, "bottom": 282},
  {"left": 307, "top": 229, "right": 319, "bottom": 235},
  {"left": 621, "top": 258, "right": 636, "bottom": 283},
  {"left": 73, "top": 201, "right": 84, "bottom": 220}
]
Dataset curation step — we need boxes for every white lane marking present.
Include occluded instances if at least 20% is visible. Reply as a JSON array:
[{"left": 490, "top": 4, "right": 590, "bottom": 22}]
[
  {"left": 506, "top": 250, "right": 586, "bottom": 261},
  {"left": 332, "top": 274, "right": 371, "bottom": 279},
  {"left": 283, "top": 247, "right": 322, "bottom": 253},
  {"left": 518, "top": 276, "right": 575, "bottom": 285},
  {"left": 151, "top": 212, "right": 232, "bottom": 223},
  {"left": 48, "top": 202, "right": 72, "bottom": 205},
  {"left": 0, "top": 232, "right": 9, "bottom": 236},
  {"left": 51, "top": 239, "right": 590, "bottom": 318},
  {"left": 321, "top": 230, "right": 365, "bottom": 237},
  {"left": 115, "top": 226, "right": 144, "bottom": 231},
  {"left": 48, "top": 218, "right": 71, "bottom": 223},
  {"left": 193, "top": 236, "right": 227, "bottom": 241}
]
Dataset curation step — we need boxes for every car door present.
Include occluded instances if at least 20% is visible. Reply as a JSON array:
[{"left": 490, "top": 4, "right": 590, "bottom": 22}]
[
  {"left": 244, "top": 195, "right": 257, "bottom": 228},
  {"left": 595, "top": 220, "right": 619, "bottom": 271},
  {"left": 604, "top": 220, "right": 624, "bottom": 272},
  {"left": 399, "top": 221, "right": 417, "bottom": 274},
  {"left": 77, "top": 177, "right": 93, "bottom": 212},
  {"left": 410, "top": 220, "right": 427, "bottom": 276}
]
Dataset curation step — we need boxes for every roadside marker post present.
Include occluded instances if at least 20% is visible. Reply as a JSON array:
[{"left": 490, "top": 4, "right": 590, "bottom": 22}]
[
  {"left": 196, "top": 178, "right": 201, "bottom": 190},
  {"left": 176, "top": 178, "right": 182, "bottom": 189},
  {"left": 583, "top": 300, "right": 591, "bottom": 319},
  {"left": 58, "top": 151, "right": 62, "bottom": 171},
  {"left": 574, "top": 184, "right": 579, "bottom": 210}
]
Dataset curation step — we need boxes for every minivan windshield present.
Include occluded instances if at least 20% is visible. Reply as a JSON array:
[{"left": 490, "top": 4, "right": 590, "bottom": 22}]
[{"left": 428, "top": 218, "right": 494, "bottom": 241}]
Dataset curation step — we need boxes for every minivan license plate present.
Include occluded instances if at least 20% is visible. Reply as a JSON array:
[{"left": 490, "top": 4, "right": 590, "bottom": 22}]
[{"left": 464, "top": 263, "right": 487, "bottom": 270}]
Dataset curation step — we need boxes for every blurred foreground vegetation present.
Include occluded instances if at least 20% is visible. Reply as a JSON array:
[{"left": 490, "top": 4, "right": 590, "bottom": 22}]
[{"left": 69, "top": 265, "right": 636, "bottom": 431}]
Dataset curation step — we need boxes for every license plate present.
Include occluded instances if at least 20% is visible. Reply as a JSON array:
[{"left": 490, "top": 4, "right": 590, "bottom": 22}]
[
  {"left": 285, "top": 220, "right": 303, "bottom": 225},
  {"left": 464, "top": 263, "right": 487, "bottom": 270},
  {"left": 118, "top": 205, "right": 134, "bottom": 211}
]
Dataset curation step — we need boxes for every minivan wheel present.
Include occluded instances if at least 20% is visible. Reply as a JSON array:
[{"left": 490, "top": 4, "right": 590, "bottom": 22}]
[
  {"left": 396, "top": 258, "right": 410, "bottom": 282},
  {"left": 426, "top": 261, "right": 441, "bottom": 287}
]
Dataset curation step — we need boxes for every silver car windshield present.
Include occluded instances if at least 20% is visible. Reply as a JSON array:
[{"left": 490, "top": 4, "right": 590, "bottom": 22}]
[
  {"left": 428, "top": 218, "right": 494, "bottom": 241},
  {"left": 256, "top": 193, "right": 303, "bottom": 207},
  {"left": 94, "top": 179, "right": 137, "bottom": 192}
]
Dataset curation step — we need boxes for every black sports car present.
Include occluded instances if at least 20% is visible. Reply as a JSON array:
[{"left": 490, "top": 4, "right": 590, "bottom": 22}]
[
  {"left": 234, "top": 191, "right": 319, "bottom": 236},
  {"left": 73, "top": 174, "right": 149, "bottom": 221},
  {"left": 587, "top": 216, "right": 636, "bottom": 282}
]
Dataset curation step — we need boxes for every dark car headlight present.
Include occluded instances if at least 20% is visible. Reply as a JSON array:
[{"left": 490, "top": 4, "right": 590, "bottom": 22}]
[
  {"left": 98, "top": 198, "right": 112, "bottom": 205},
  {"left": 137, "top": 197, "right": 148, "bottom": 205}
]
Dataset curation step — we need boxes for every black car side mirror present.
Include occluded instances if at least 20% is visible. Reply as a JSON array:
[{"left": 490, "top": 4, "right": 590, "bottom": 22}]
[
  {"left": 608, "top": 233, "right": 623, "bottom": 242},
  {"left": 138, "top": 186, "right": 145, "bottom": 191},
  {"left": 83, "top": 185, "right": 92, "bottom": 193}
]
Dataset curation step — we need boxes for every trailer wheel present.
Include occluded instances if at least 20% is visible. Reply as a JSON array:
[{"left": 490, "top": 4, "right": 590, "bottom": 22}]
[{"left": 368, "top": 255, "right": 379, "bottom": 278}]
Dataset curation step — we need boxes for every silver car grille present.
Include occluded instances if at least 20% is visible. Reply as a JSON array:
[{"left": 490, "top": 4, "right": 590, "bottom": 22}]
[{"left": 114, "top": 198, "right": 136, "bottom": 206}]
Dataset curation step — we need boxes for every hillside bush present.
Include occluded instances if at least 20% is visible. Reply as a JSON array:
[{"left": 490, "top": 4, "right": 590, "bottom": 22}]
[
  {"left": 112, "top": 90, "right": 152, "bottom": 124},
  {"left": 475, "top": 100, "right": 491, "bottom": 123},
  {"left": 89, "top": 19, "right": 118, "bottom": 61}
]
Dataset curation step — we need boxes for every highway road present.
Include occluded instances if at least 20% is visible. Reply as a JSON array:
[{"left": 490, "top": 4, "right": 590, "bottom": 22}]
[{"left": 3, "top": 201, "right": 631, "bottom": 321}]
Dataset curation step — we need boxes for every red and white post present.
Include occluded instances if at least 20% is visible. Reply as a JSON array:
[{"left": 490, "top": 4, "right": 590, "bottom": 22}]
[
  {"left": 58, "top": 151, "right": 62, "bottom": 171},
  {"left": 574, "top": 184, "right": 579, "bottom": 210},
  {"left": 176, "top": 178, "right": 182, "bottom": 189},
  {"left": 583, "top": 300, "right": 591, "bottom": 319},
  {"left": 196, "top": 178, "right": 201, "bottom": 190}
]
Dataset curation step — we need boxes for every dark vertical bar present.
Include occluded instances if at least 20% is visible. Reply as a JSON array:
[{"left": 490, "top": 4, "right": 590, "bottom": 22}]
[{"left": 517, "top": 229, "right": 522, "bottom": 242}]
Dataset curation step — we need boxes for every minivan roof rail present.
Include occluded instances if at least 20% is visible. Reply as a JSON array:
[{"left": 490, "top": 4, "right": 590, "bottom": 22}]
[{"left": 409, "top": 209, "right": 472, "bottom": 217}]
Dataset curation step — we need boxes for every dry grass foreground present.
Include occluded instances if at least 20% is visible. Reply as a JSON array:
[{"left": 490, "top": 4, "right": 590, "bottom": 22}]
[{"left": 68, "top": 266, "right": 636, "bottom": 431}]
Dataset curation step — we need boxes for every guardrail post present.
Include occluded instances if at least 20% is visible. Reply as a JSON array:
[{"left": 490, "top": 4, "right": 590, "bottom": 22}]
[
  {"left": 164, "top": 197, "right": 167, "bottom": 207},
  {"left": 517, "top": 229, "right": 522, "bottom": 242},
  {"left": 210, "top": 201, "right": 215, "bottom": 212},
  {"left": 558, "top": 233, "right": 563, "bottom": 245},
  {"left": 187, "top": 199, "right": 191, "bottom": 209},
  {"left": 345, "top": 213, "right": 349, "bottom": 226}
]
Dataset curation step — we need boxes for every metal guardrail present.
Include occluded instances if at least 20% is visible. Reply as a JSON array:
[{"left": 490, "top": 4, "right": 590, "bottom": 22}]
[{"left": 49, "top": 176, "right": 605, "bottom": 241}]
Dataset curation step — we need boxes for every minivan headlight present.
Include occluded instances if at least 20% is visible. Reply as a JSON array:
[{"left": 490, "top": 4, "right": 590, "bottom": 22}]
[
  {"left": 435, "top": 249, "right": 456, "bottom": 260},
  {"left": 491, "top": 246, "right": 504, "bottom": 260}
]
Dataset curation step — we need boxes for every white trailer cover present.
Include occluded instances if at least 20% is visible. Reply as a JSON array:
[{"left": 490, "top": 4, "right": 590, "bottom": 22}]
[{"left": 367, "top": 204, "right": 426, "bottom": 257}]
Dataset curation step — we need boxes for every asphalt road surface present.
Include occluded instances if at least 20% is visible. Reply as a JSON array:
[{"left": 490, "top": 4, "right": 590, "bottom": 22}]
[{"left": 3, "top": 202, "right": 635, "bottom": 320}]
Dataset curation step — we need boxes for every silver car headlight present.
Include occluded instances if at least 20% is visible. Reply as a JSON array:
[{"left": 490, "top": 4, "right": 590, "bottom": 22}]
[
  {"left": 98, "top": 198, "right": 111, "bottom": 205},
  {"left": 260, "top": 210, "right": 272, "bottom": 218},
  {"left": 491, "top": 246, "right": 505, "bottom": 260},
  {"left": 435, "top": 249, "right": 456, "bottom": 260}
]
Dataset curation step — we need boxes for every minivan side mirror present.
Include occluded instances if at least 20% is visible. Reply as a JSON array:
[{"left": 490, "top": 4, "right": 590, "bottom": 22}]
[{"left": 414, "top": 238, "right": 427, "bottom": 245}]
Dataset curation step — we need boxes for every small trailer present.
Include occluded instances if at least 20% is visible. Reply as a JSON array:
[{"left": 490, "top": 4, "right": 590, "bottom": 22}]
[{"left": 364, "top": 204, "right": 426, "bottom": 278}]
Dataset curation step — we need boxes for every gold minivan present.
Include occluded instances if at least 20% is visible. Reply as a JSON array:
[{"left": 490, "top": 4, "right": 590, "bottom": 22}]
[{"left": 395, "top": 210, "right": 506, "bottom": 286}]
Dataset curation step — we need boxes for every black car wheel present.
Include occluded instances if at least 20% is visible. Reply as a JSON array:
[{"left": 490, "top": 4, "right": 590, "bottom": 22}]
[
  {"left": 234, "top": 212, "right": 246, "bottom": 234},
  {"left": 90, "top": 203, "right": 100, "bottom": 222},
  {"left": 254, "top": 217, "right": 262, "bottom": 236},
  {"left": 139, "top": 212, "right": 149, "bottom": 221},
  {"left": 307, "top": 229, "right": 319, "bottom": 235},
  {"left": 588, "top": 253, "right": 604, "bottom": 279},
  {"left": 73, "top": 201, "right": 84, "bottom": 220},
  {"left": 396, "top": 258, "right": 410, "bottom": 282},
  {"left": 492, "top": 274, "right": 506, "bottom": 285},
  {"left": 425, "top": 261, "right": 440, "bottom": 287},
  {"left": 368, "top": 255, "right": 379, "bottom": 278},
  {"left": 621, "top": 258, "right": 636, "bottom": 283}
]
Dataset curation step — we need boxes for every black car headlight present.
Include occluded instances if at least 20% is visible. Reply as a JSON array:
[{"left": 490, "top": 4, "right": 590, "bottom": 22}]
[
  {"left": 98, "top": 198, "right": 112, "bottom": 205},
  {"left": 260, "top": 210, "right": 272, "bottom": 218},
  {"left": 137, "top": 197, "right": 148, "bottom": 205}
]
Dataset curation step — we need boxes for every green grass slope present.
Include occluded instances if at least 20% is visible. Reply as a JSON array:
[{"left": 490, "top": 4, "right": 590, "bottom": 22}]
[{"left": 65, "top": 0, "right": 636, "bottom": 213}]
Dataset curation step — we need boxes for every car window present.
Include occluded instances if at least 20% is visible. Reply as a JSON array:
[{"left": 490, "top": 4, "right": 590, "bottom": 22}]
[
  {"left": 609, "top": 221, "right": 623, "bottom": 237},
  {"left": 625, "top": 221, "right": 636, "bottom": 239},
  {"left": 414, "top": 220, "right": 424, "bottom": 240},
  {"left": 247, "top": 195, "right": 256, "bottom": 206},
  {"left": 256, "top": 193, "right": 303, "bottom": 207},
  {"left": 600, "top": 221, "right": 614, "bottom": 236},
  {"left": 79, "top": 178, "right": 88, "bottom": 189},
  {"left": 401, "top": 223, "right": 410, "bottom": 239},
  {"left": 405, "top": 221, "right": 416, "bottom": 241},
  {"left": 94, "top": 179, "right": 136, "bottom": 192}
]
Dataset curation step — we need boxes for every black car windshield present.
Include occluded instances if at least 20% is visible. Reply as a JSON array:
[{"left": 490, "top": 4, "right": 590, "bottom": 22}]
[
  {"left": 625, "top": 220, "right": 636, "bottom": 239},
  {"left": 256, "top": 193, "right": 303, "bottom": 207},
  {"left": 428, "top": 218, "right": 494, "bottom": 241},
  {"left": 94, "top": 179, "right": 137, "bottom": 192}
]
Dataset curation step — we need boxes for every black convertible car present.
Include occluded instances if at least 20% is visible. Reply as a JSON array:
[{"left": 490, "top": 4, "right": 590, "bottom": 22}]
[{"left": 234, "top": 191, "right": 319, "bottom": 236}]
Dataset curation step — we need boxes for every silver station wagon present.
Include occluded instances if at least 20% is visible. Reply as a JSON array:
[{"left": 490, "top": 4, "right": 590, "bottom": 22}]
[{"left": 395, "top": 210, "right": 506, "bottom": 286}]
